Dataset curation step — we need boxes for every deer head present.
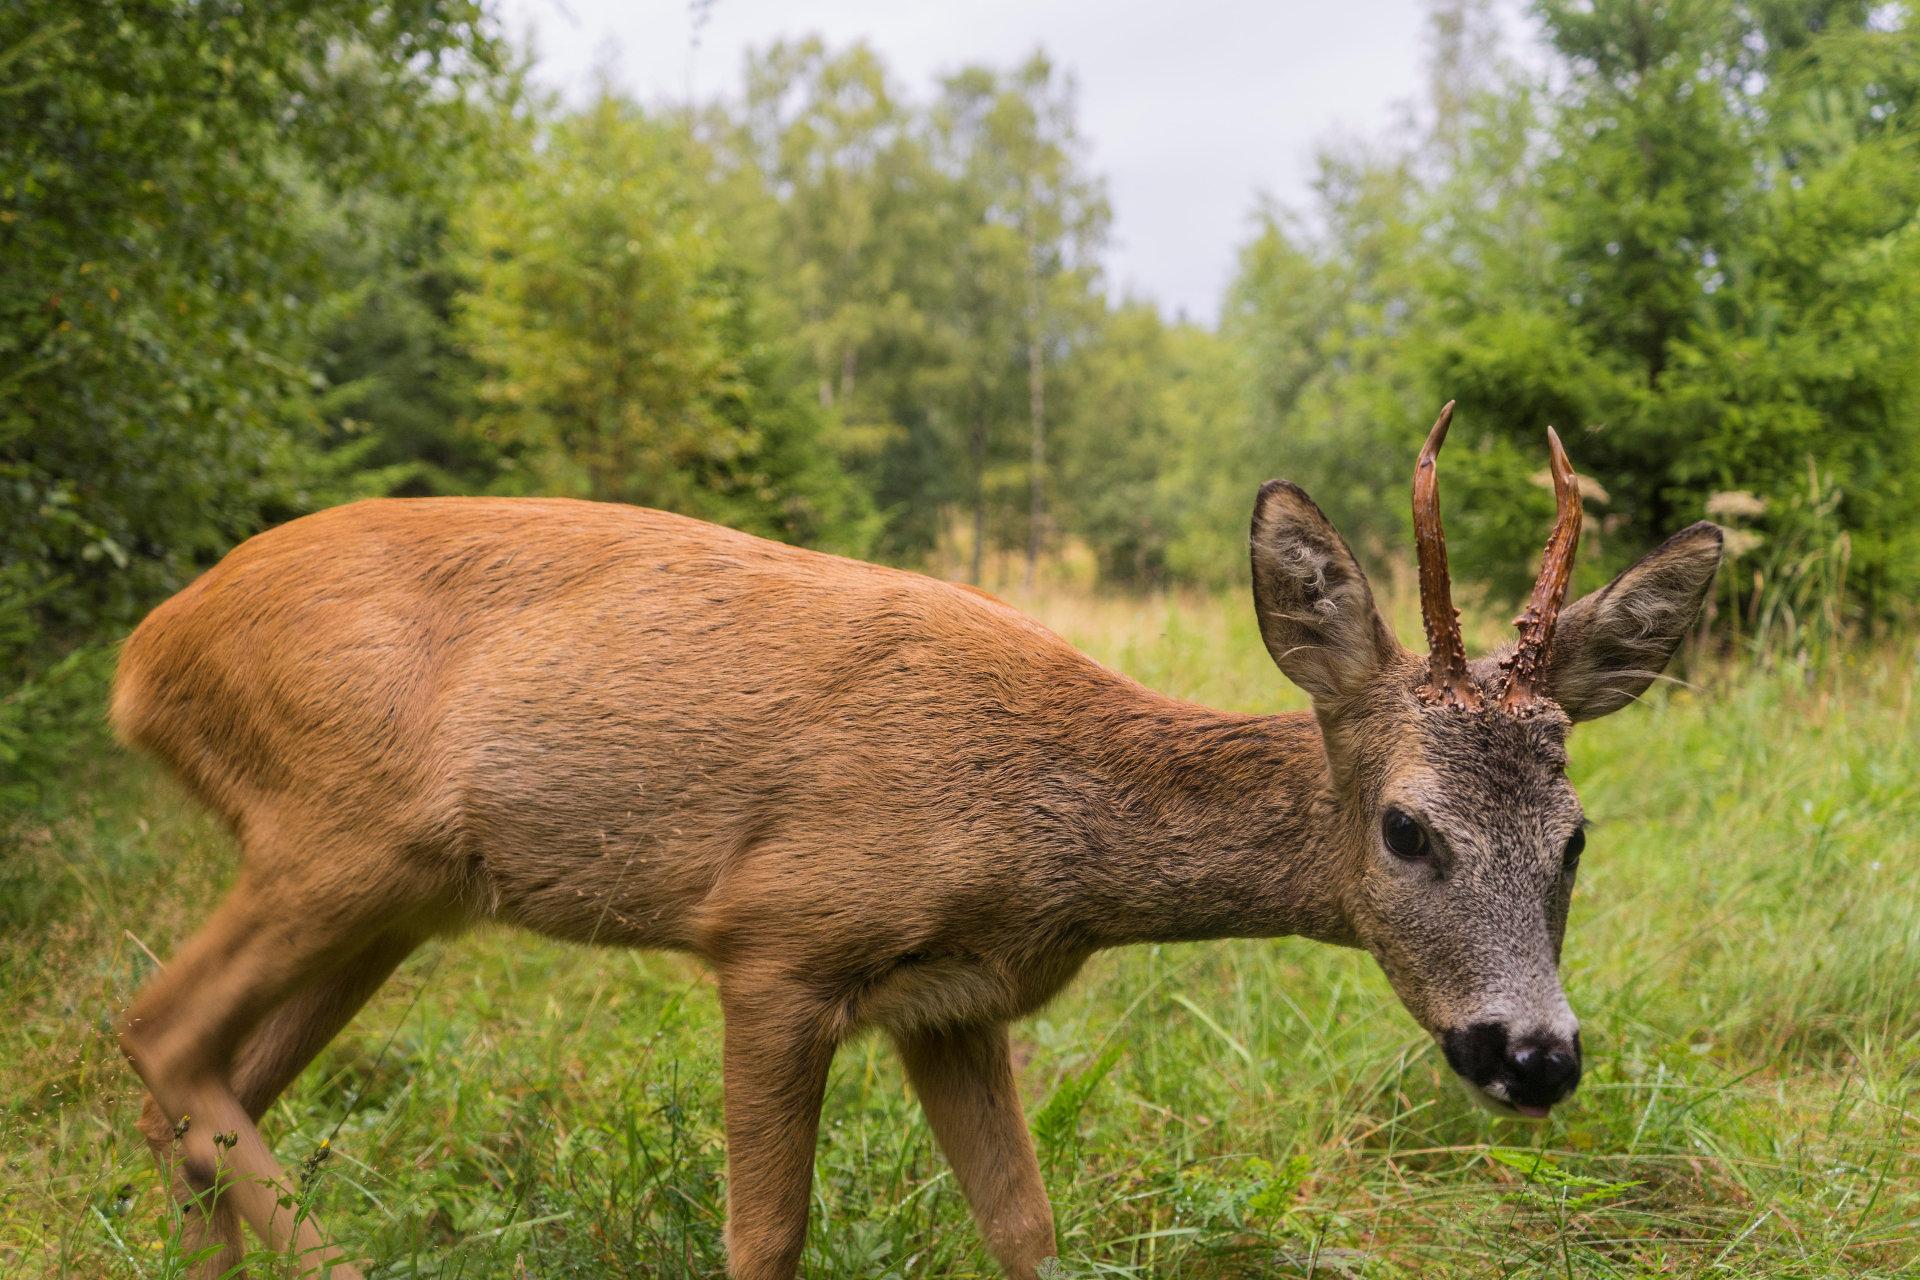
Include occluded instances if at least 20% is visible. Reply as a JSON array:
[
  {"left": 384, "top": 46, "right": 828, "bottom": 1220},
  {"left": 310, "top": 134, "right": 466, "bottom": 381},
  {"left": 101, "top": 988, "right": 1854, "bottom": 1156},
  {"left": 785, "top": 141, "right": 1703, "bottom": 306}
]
[{"left": 1248, "top": 403, "right": 1723, "bottom": 1118}]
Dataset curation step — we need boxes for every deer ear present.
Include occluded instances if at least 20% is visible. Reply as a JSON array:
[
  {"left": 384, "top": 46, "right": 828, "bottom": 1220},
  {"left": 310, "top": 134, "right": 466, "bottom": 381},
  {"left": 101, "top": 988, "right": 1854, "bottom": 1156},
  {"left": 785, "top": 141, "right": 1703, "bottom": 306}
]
[
  {"left": 1542, "top": 522, "right": 1724, "bottom": 721},
  {"left": 1250, "top": 481, "right": 1401, "bottom": 703}
]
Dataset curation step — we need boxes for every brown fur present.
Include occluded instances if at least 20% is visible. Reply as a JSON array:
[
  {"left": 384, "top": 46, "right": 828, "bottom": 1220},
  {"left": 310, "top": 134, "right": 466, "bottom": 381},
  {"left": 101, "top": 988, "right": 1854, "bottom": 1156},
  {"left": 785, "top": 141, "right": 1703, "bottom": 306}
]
[{"left": 113, "top": 492, "right": 1721, "bottom": 1278}]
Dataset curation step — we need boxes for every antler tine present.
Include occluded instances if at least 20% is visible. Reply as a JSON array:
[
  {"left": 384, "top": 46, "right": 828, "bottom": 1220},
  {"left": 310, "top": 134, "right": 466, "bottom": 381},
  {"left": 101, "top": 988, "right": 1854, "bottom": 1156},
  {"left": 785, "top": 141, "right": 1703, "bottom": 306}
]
[
  {"left": 1412, "top": 401, "right": 1482, "bottom": 709},
  {"left": 1499, "top": 426, "right": 1583, "bottom": 712}
]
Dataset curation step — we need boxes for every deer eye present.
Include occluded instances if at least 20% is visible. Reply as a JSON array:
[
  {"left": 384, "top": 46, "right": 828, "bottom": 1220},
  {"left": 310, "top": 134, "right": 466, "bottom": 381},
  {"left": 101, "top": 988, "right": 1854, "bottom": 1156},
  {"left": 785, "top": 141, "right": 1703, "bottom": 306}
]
[
  {"left": 1381, "top": 808, "right": 1430, "bottom": 860},
  {"left": 1563, "top": 828, "right": 1586, "bottom": 872}
]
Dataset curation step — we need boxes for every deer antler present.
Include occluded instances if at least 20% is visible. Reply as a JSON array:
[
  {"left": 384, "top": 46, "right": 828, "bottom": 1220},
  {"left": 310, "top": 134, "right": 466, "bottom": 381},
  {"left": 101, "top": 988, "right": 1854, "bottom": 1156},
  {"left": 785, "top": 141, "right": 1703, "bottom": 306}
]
[
  {"left": 1498, "top": 427, "right": 1583, "bottom": 712},
  {"left": 1412, "top": 402, "right": 1483, "bottom": 710}
]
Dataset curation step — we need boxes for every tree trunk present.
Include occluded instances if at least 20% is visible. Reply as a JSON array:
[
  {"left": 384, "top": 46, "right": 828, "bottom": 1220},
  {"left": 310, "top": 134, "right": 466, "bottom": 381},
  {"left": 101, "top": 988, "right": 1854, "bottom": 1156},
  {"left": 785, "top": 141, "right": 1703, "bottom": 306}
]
[
  {"left": 1023, "top": 239, "right": 1046, "bottom": 592},
  {"left": 970, "top": 405, "right": 988, "bottom": 586}
]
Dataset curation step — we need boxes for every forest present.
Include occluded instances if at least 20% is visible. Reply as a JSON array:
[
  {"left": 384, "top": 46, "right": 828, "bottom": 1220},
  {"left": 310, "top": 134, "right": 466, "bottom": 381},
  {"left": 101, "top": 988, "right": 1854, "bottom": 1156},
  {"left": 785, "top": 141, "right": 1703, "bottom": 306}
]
[{"left": 6, "top": 1, "right": 1919, "bottom": 805}]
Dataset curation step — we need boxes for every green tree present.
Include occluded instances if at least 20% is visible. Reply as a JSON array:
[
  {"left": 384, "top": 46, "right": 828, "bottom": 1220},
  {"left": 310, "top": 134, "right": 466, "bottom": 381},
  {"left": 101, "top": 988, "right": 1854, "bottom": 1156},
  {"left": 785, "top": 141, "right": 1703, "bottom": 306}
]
[
  {"left": 729, "top": 42, "right": 1110, "bottom": 582},
  {"left": 1222, "top": 0, "right": 1920, "bottom": 620},
  {"left": 926, "top": 68, "right": 1037, "bottom": 583},
  {"left": 732, "top": 39, "right": 958, "bottom": 556},
  {"left": 1054, "top": 303, "right": 1250, "bottom": 586},
  {"left": 457, "top": 94, "right": 875, "bottom": 550},
  {"left": 1434, "top": 0, "right": 1920, "bottom": 604},
  {"left": 972, "top": 55, "right": 1110, "bottom": 586},
  {"left": 0, "top": 0, "right": 500, "bottom": 799},
  {"left": 1224, "top": 155, "right": 1441, "bottom": 574},
  {"left": 1, "top": 0, "right": 498, "bottom": 633}
]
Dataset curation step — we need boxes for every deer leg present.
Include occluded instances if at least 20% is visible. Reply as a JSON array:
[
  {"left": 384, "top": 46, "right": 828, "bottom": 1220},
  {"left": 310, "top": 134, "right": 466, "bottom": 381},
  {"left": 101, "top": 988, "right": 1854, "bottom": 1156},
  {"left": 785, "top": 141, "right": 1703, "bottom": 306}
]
[
  {"left": 138, "top": 929, "right": 417, "bottom": 1279},
  {"left": 895, "top": 1022, "right": 1056, "bottom": 1279},
  {"left": 717, "top": 981, "right": 838, "bottom": 1280},
  {"left": 120, "top": 871, "right": 414, "bottom": 1279},
  {"left": 138, "top": 1093, "right": 245, "bottom": 1278}
]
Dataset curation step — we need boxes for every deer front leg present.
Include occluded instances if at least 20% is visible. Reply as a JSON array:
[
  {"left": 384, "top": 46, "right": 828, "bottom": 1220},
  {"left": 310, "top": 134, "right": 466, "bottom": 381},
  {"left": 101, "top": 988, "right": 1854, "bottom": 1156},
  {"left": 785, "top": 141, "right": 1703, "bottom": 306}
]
[
  {"left": 896, "top": 1022, "right": 1056, "bottom": 1279},
  {"left": 718, "top": 981, "right": 837, "bottom": 1280}
]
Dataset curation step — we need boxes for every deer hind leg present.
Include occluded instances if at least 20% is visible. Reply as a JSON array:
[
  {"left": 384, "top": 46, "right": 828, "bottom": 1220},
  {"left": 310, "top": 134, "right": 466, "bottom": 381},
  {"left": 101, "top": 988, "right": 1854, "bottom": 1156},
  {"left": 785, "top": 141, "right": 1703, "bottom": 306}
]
[
  {"left": 138, "top": 1092, "right": 244, "bottom": 1277},
  {"left": 717, "top": 977, "right": 840, "bottom": 1280},
  {"left": 138, "top": 928, "right": 419, "bottom": 1279},
  {"left": 895, "top": 1022, "right": 1056, "bottom": 1279},
  {"left": 120, "top": 852, "right": 436, "bottom": 1280}
]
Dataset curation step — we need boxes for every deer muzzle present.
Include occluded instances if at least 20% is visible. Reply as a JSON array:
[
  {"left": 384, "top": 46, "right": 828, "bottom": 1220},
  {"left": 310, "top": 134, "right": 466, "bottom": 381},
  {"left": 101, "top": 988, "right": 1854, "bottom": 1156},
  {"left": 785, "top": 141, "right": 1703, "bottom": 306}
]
[{"left": 1441, "top": 1020, "right": 1583, "bottom": 1119}]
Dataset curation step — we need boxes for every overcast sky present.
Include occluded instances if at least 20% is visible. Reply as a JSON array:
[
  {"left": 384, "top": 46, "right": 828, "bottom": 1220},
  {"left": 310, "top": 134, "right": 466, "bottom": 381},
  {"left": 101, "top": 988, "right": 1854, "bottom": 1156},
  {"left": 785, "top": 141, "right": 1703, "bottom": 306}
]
[{"left": 492, "top": 1, "right": 1518, "bottom": 322}]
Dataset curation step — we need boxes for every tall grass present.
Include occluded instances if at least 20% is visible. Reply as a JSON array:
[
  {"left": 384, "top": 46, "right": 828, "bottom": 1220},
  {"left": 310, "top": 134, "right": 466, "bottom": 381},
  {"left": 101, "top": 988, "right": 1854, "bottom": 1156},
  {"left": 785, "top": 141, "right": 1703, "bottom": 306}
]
[
  {"left": 1, "top": 589, "right": 1914, "bottom": 1278},
  {"left": 1711, "top": 464, "right": 1868, "bottom": 675}
]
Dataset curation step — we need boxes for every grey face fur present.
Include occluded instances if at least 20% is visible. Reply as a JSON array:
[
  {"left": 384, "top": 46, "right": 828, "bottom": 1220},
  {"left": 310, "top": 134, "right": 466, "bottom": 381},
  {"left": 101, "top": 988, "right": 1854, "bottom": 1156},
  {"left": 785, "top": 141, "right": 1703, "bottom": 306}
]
[{"left": 1250, "top": 480, "right": 1723, "bottom": 1118}]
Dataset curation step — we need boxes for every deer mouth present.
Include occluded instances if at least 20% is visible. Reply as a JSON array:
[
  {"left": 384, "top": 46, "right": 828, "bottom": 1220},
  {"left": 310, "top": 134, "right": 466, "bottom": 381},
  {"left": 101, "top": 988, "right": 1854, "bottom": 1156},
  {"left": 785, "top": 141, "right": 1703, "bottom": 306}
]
[{"left": 1457, "top": 1075, "right": 1554, "bottom": 1121}]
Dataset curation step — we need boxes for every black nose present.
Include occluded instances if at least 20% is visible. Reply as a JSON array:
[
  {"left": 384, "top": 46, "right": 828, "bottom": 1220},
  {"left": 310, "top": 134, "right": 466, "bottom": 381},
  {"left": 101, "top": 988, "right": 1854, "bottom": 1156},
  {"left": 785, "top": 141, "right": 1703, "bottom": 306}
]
[
  {"left": 1442, "top": 1022, "right": 1582, "bottom": 1110},
  {"left": 1505, "top": 1035, "right": 1582, "bottom": 1108}
]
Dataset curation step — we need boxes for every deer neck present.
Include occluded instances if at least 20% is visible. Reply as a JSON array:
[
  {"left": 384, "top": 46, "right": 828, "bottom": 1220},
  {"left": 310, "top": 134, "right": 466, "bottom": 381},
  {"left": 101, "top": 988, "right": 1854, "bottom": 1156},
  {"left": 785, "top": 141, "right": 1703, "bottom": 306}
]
[{"left": 1040, "top": 674, "right": 1358, "bottom": 950}]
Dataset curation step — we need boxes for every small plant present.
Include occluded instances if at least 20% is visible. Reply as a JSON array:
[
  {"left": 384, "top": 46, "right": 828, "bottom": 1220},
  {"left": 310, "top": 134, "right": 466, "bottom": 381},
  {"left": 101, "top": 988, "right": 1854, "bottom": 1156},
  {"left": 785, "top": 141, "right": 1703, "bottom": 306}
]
[
  {"left": 1485, "top": 1147, "right": 1642, "bottom": 1211},
  {"left": 1714, "top": 462, "right": 1855, "bottom": 672},
  {"left": 1032, "top": 1040, "right": 1125, "bottom": 1161}
]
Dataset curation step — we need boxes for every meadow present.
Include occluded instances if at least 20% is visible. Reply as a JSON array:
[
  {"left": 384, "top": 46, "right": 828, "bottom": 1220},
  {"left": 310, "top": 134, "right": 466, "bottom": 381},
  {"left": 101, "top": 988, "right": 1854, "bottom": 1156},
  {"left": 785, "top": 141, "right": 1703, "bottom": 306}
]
[{"left": 1, "top": 589, "right": 1915, "bottom": 1279}]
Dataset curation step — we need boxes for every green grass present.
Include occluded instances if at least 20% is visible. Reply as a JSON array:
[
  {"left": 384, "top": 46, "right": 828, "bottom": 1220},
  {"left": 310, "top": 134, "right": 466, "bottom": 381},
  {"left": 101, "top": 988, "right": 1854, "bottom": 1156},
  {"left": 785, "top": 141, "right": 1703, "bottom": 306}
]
[{"left": 2, "top": 591, "right": 1916, "bottom": 1278}]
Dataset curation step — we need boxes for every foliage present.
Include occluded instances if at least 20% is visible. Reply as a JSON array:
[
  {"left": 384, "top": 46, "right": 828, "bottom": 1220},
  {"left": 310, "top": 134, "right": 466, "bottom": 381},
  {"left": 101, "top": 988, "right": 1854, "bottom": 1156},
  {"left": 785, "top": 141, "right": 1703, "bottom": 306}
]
[
  {"left": 0, "top": 0, "right": 499, "bottom": 628},
  {"left": 1054, "top": 304, "right": 1250, "bottom": 586},
  {"left": 311, "top": 181, "right": 501, "bottom": 500},
  {"left": 942, "top": 53, "right": 1110, "bottom": 585},
  {"left": 725, "top": 41, "right": 1110, "bottom": 570},
  {"left": 0, "top": 0, "right": 502, "bottom": 805},
  {"left": 1225, "top": 0, "right": 1920, "bottom": 614},
  {"left": 7, "top": 1, "right": 1920, "bottom": 810},
  {"left": 457, "top": 94, "right": 876, "bottom": 549},
  {"left": 733, "top": 37, "right": 953, "bottom": 553}
]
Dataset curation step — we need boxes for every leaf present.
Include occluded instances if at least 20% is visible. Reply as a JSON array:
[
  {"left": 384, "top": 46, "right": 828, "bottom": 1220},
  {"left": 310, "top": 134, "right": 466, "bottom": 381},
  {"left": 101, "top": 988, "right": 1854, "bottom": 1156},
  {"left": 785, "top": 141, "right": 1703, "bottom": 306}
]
[{"left": 1032, "top": 1038, "right": 1125, "bottom": 1153}]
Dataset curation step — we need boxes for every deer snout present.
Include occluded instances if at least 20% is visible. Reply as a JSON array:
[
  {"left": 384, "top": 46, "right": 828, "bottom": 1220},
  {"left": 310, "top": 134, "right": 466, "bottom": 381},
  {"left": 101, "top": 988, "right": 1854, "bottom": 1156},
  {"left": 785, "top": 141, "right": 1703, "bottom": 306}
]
[{"left": 1441, "top": 1021, "right": 1582, "bottom": 1118}]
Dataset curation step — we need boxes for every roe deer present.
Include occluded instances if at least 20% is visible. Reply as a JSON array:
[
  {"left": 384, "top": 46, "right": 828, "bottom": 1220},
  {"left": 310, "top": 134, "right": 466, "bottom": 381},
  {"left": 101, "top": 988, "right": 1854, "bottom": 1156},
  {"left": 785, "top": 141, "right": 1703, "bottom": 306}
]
[{"left": 114, "top": 404, "right": 1723, "bottom": 1279}]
